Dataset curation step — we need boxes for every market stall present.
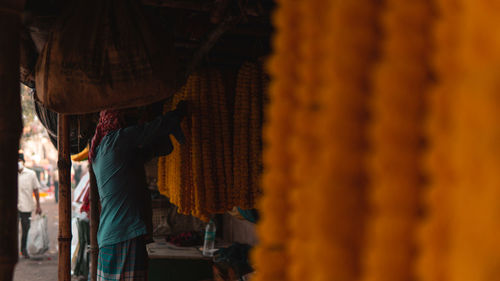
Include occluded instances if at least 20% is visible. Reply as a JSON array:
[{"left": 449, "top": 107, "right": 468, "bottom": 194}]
[
  {"left": 13, "top": 1, "right": 272, "bottom": 280},
  {"left": 4, "top": 1, "right": 500, "bottom": 281}
]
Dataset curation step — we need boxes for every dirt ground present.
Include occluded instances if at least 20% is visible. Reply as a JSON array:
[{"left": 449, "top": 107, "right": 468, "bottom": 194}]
[{"left": 13, "top": 195, "right": 59, "bottom": 281}]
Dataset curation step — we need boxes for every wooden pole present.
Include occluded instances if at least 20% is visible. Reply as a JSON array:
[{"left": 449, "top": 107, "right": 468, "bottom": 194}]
[
  {"left": 57, "top": 114, "right": 71, "bottom": 281},
  {"left": 89, "top": 163, "right": 100, "bottom": 281},
  {"left": 0, "top": 5, "right": 23, "bottom": 281}
]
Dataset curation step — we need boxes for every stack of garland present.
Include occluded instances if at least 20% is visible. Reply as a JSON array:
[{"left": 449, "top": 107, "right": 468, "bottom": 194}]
[
  {"left": 157, "top": 69, "right": 232, "bottom": 221},
  {"left": 233, "top": 61, "right": 266, "bottom": 209},
  {"left": 157, "top": 63, "right": 267, "bottom": 220},
  {"left": 253, "top": 0, "right": 500, "bottom": 281}
]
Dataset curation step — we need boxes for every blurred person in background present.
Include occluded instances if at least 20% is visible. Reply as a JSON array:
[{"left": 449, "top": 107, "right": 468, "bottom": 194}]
[
  {"left": 18, "top": 152, "right": 42, "bottom": 258},
  {"left": 53, "top": 169, "right": 59, "bottom": 203}
]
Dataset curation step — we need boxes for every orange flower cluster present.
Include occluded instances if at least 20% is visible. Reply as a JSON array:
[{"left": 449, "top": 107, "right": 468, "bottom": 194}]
[
  {"left": 157, "top": 69, "right": 232, "bottom": 221},
  {"left": 233, "top": 61, "right": 266, "bottom": 209},
  {"left": 361, "top": 1, "right": 433, "bottom": 281}
]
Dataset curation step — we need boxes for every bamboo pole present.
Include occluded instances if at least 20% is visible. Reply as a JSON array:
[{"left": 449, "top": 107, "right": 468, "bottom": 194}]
[
  {"left": 57, "top": 114, "right": 71, "bottom": 281},
  {"left": 0, "top": 6, "right": 22, "bottom": 281},
  {"left": 89, "top": 163, "right": 99, "bottom": 281}
]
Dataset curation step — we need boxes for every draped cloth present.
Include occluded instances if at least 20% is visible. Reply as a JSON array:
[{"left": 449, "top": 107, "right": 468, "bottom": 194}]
[{"left": 89, "top": 110, "right": 125, "bottom": 162}]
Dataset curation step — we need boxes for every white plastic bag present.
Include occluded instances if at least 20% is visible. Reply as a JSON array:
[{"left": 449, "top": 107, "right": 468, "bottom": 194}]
[{"left": 27, "top": 214, "right": 49, "bottom": 256}]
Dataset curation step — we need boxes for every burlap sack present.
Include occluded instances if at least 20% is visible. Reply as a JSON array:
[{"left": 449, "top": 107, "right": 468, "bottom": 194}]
[
  {"left": 36, "top": 0, "right": 178, "bottom": 114},
  {"left": 34, "top": 96, "right": 97, "bottom": 154}
]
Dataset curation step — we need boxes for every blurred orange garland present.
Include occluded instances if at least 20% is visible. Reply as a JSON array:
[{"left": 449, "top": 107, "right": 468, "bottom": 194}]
[
  {"left": 361, "top": 1, "right": 433, "bottom": 281},
  {"left": 253, "top": 0, "right": 380, "bottom": 280},
  {"left": 155, "top": 1, "right": 500, "bottom": 280},
  {"left": 417, "top": 1, "right": 461, "bottom": 280}
]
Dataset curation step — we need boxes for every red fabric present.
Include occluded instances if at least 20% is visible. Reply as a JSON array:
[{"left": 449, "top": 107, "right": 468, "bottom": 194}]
[
  {"left": 80, "top": 187, "right": 90, "bottom": 213},
  {"left": 89, "top": 110, "right": 125, "bottom": 162},
  {"left": 76, "top": 181, "right": 90, "bottom": 203}
]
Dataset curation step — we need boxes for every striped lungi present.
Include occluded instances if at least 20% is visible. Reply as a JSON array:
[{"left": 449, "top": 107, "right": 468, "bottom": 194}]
[{"left": 97, "top": 236, "right": 148, "bottom": 281}]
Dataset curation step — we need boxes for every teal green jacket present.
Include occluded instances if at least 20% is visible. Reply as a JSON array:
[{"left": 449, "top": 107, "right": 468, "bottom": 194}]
[{"left": 93, "top": 111, "right": 184, "bottom": 247}]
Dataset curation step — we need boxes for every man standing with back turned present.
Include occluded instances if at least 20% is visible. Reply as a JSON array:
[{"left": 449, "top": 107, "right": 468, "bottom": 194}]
[{"left": 18, "top": 152, "right": 42, "bottom": 259}]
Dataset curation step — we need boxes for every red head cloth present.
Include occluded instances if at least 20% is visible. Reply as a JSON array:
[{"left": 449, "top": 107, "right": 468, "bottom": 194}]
[{"left": 89, "top": 110, "right": 125, "bottom": 162}]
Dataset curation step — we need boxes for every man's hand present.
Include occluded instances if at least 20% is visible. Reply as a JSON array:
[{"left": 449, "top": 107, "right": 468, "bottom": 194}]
[{"left": 34, "top": 189, "right": 41, "bottom": 215}]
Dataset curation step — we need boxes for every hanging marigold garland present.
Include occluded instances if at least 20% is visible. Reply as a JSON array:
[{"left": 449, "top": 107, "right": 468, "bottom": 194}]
[
  {"left": 445, "top": 1, "right": 500, "bottom": 280},
  {"left": 251, "top": 0, "right": 302, "bottom": 279},
  {"left": 253, "top": 0, "right": 380, "bottom": 280},
  {"left": 211, "top": 70, "right": 232, "bottom": 209},
  {"left": 417, "top": 1, "right": 461, "bottom": 280},
  {"left": 287, "top": 0, "right": 326, "bottom": 280},
  {"left": 199, "top": 71, "right": 217, "bottom": 214},
  {"left": 307, "top": 1, "right": 380, "bottom": 280},
  {"left": 361, "top": 1, "right": 433, "bottom": 281},
  {"left": 233, "top": 61, "right": 266, "bottom": 210},
  {"left": 233, "top": 62, "right": 251, "bottom": 208},
  {"left": 157, "top": 69, "right": 233, "bottom": 221},
  {"left": 157, "top": 81, "right": 192, "bottom": 215}
]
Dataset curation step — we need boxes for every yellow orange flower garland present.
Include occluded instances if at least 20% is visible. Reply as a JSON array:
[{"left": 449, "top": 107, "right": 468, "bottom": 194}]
[
  {"left": 251, "top": 1, "right": 500, "bottom": 281},
  {"left": 287, "top": 0, "right": 325, "bottom": 280},
  {"left": 361, "top": 1, "right": 433, "bottom": 281},
  {"left": 417, "top": 1, "right": 461, "bottom": 280},
  {"left": 445, "top": 1, "right": 500, "bottom": 280},
  {"left": 189, "top": 73, "right": 208, "bottom": 220},
  {"left": 233, "top": 62, "right": 251, "bottom": 208},
  {"left": 253, "top": 0, "right": 380, "bottom": 281},
  {"left": 157, "top": 69, "right": 235, "bottom": 221},
  {"left": 249, "top": 63, "right": 267, "bottom": 208},
  {"left": 199, "top": 71, "right": 216, "bottom": 213},
  {"left": 251, "top": 0, "right": 301, "bottom": 280},
  {"left": 233, "top": 61, "right": 266, "bottom": 210},
  {"left": 158, "top": 83, "right": 191, "bottom": 215},
  {"left": 71, "top": 145, "right": 89, "bottom": 161},
  {"left": 307, "top": 1, "right": 380, "bottom": 280},
  {"left": 210, "top": 70, "right": 232, "bottom": 208}
]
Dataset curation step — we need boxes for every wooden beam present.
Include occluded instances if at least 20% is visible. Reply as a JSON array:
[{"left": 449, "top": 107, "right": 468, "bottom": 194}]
[
  {"left": 187, "top": 14, "right": 241, "bottom": 75},
  {"left": 0, "top": 7, "right": 22, "bottom": 281},
  {"left": 174, "top": 40, "right": 199, "bottom": 49},
  {"left": 57, "top": 114, "right": 72, "bottom": 281},
  {"left": 89, "top": 163, "right": 100, "bottom": 281},
  {"left": 141, "top": 0, "right": 266, "bottom": 18},
  {"left": 0, "top": 0, "right": 25, "bottom": 11},
  {"left": 142, "top": 0, "right": 211, "bottom": 12},
  {"left": 210, "top": 0, "right": 231, "bottom": 23}
]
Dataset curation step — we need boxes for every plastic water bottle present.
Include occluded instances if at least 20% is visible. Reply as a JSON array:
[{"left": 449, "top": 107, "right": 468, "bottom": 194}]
[{"left": 202, "top": 219, "right": 216, "bottom": 256}]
